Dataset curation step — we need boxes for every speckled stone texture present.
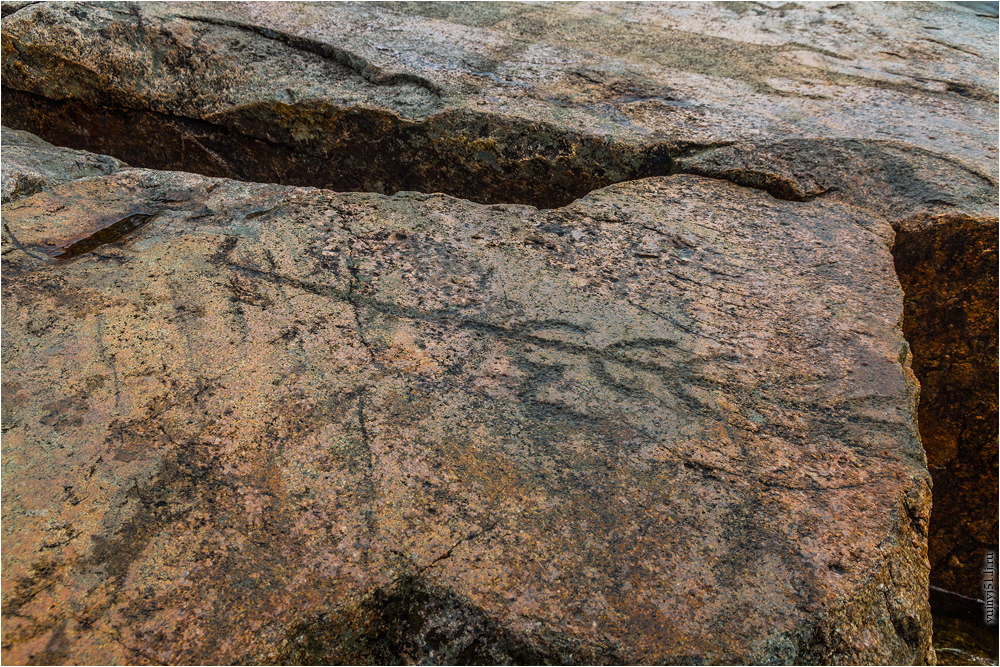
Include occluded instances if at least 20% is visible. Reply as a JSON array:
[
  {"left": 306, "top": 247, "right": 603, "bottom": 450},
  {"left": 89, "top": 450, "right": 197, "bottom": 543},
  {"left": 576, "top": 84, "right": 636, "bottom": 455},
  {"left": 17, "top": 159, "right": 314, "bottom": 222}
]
[
  {"left": 1, "top": 1, "right": 998, "bottom": 664},
  {"left": 2, "top": 156, "right": 933, "bottom": 664}
]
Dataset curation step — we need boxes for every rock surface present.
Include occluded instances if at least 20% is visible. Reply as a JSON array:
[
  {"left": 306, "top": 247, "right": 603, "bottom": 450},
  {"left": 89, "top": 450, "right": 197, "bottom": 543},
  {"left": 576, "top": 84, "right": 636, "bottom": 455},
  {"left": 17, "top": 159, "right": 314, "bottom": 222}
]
[
  {"left": 1, "top": 0, "right": 998, "bottom": 663},
  {"left": 675, "top": 140, "right": 998, "bottom": 608},
  {"left": 1, "top": 127, "right": 126, "bottom": 204},
  {"left": 1, "top": 1, "right": 997, "bottom": 205},
  {"left": 2, "top": 141, "right": 933, "bottom": 664}
]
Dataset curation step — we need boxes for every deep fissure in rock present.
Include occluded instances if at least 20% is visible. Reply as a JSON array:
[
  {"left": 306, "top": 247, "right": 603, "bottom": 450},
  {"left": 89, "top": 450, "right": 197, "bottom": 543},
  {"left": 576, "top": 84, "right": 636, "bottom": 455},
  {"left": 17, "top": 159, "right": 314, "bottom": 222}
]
[
  {"left": 2, "top": 86, "right": 679, "bottom": 210},
  {"left": 892, "top": 215, "right": 999, "bottom": 602}
]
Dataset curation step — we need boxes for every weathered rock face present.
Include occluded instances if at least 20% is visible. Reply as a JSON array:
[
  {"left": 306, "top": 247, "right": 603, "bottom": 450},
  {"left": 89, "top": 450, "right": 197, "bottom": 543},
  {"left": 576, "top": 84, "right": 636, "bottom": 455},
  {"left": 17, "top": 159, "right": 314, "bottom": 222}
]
[
  {"left": 676, "top": 133, "right": 997, "bottom": 607},
  {"left": 1, "top": 0, "right": 997, "bottom": 663},
  {"left": 678, "top": 141, "right": 998, "bottom": 609},
  {"left": 676, "top": 139, "right": 997, "bottom": 219},
  {"left": 2, "top": 1, "right": 997, "bottom": 205},
  {"left": 2, "top": 149, "right": 933, "bottom": 663},
  {"left": 677, "top": 139, "right": 1000, "bottom": 596}
]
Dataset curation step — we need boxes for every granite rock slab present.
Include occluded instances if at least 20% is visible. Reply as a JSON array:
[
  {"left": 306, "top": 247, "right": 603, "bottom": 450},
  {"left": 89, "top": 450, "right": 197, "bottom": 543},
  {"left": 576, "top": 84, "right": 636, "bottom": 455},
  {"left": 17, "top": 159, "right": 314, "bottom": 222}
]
[{"left": 0, "top": 138, "right": 935, "bottom": 663}]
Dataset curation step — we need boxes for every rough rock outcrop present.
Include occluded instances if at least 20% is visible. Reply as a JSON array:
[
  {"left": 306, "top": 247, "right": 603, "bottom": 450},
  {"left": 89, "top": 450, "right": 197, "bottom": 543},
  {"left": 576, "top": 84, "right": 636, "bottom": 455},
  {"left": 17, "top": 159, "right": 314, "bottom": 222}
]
[
  {"left": 676, "top": 138, "right": 999, "bottom": 607},
  {"left": 1, "top": 127, "right": 126, "bottom": 204},
  {"left": 1, "top": 1, "right": 998, "bottom": 663},
  {"left": 1, "top": 1, "right": 997, "bottom": 205},
  {"left": 677, "top": 138, "right": 1000, "bottom": 597},
  {"left": 3, "top": 139, "right": 933, "bottom": 664}
]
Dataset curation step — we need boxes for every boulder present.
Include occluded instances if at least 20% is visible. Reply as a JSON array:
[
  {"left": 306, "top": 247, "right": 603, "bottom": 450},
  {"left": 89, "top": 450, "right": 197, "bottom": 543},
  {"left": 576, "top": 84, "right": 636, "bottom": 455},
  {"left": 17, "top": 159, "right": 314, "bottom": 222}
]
[
  {"left": 2, "top": 137, "right": 932, "bottom": 664},
  {"left": 676, "top": 141, "right": 999, "bottom": 607}
]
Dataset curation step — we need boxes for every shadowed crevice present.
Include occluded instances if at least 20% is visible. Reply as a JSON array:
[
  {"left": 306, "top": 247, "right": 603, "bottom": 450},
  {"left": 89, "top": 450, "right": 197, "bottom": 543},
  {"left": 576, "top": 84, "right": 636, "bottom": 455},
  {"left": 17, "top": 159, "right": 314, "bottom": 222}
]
[
  {"left": 891, "top": 215, "right": 999, "bottom": 603},
  {"left": 53, "top": 211, "right": 158, "bottom": 262},
  {"left": 276, "top": 574, "right": 620, "bottom": 665},
  {"left": 1, "top": 86, "right": 679, "bottom": 210}
]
